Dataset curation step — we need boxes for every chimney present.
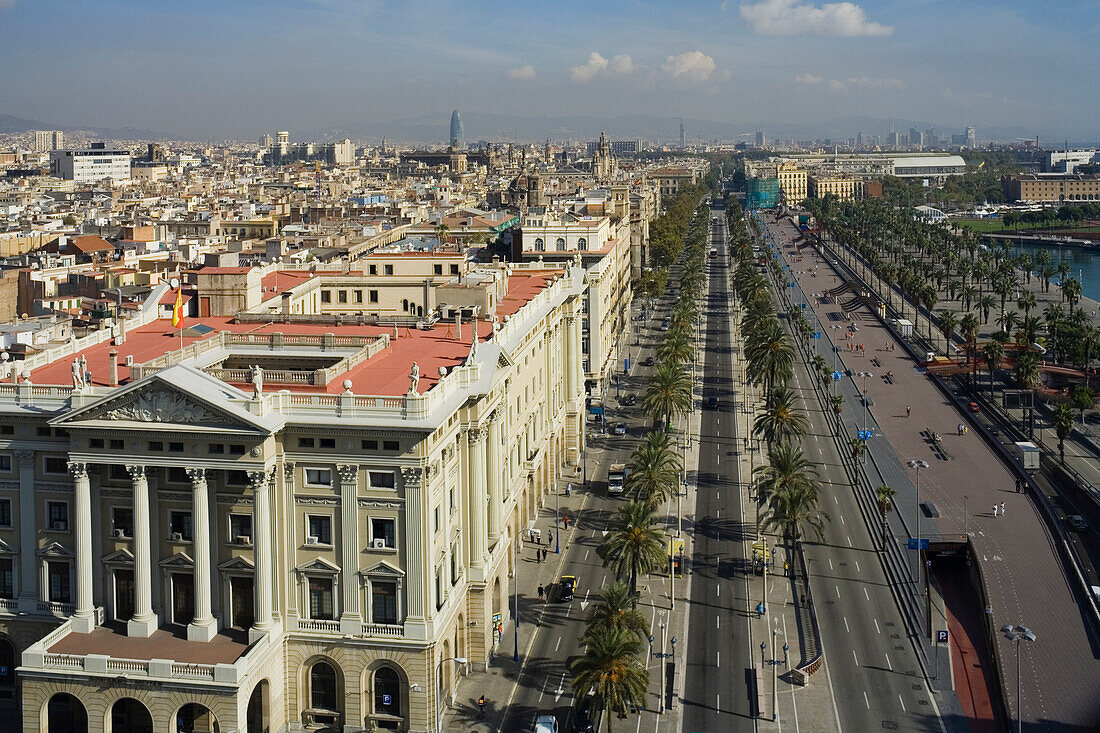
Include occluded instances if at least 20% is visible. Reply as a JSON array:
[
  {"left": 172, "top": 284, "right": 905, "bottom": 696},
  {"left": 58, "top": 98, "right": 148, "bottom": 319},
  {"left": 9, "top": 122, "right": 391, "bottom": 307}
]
[
  {"left": 108, "top": 350, "right": 119, "bottom": 387},
  {"left": 116, "top": 315, "right": 127, "bottom": 345}
]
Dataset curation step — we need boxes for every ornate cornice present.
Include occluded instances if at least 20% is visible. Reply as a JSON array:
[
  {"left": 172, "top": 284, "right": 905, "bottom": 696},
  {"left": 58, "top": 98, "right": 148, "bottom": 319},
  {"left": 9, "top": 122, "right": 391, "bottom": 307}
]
[{"left": 15, "top": 450, "right": 35, "bottom": 469}]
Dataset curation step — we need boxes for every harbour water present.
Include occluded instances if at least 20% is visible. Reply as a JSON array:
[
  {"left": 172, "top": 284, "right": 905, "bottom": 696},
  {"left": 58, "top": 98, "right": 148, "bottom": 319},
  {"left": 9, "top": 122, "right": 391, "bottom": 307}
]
[{"left": 1006, "top": 241, "right": 1100, "bottom": 304}]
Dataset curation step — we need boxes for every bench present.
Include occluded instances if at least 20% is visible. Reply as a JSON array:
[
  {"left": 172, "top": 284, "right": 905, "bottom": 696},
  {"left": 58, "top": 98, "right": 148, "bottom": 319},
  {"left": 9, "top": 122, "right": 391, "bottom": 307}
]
[{"left": 921, "top": 501, "right": 940, "bottom": 518}]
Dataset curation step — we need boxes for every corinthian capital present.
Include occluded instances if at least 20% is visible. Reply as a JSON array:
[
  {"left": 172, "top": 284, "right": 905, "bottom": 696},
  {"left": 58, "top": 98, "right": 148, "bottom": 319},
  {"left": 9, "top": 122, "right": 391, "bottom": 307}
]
[
  {"left": 248, "top": 470, "right": 272, "bottom": 491},
  {"left": 401, "top": 466, "right": 423, "bottom": 488},
  {"left": 67, "top": 462, "right": 88, "bottom": 480},
  {"left": 336, "top": 464, "right": 359, "bottom": 484},
  {"left": 125, "top": 465, "right": 146, "bottom": 481}
]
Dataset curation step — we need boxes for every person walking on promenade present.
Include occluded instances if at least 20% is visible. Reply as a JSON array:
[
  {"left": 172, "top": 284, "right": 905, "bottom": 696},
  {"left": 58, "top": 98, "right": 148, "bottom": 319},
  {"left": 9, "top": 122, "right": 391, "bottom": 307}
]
[
  {"left": 538, "top": 585, "right": 545, "bottom": 601},
  {"left": 993, "top": 504, "right": 999, "bottom": 517},
  {"left": 906, "top": 405, "right": 911, "bottom": 418},
  {"left": 1000, "top": 501, "right": 1006, "bottom": 517}
]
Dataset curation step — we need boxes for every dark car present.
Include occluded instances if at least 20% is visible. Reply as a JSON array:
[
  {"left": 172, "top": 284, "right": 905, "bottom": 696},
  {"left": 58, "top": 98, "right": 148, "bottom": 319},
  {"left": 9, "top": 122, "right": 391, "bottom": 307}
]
[
  {"left": 1065, "top": 515, "right": 1088, "bottom": 532},
  {"left": 705, "top": 396, "right": 718, "bottom": 409},
  {"left": 621, "top": 393, "right": 637, "bottom": 406},
  {"left": 572, "top": 696, "right": 596, "bottom": 733},
  {"left": 558, "top": 575, "right": 577, "bottom": 602},
  {"left": 642, "top": 356, "right": 654, "bottom": 367}
]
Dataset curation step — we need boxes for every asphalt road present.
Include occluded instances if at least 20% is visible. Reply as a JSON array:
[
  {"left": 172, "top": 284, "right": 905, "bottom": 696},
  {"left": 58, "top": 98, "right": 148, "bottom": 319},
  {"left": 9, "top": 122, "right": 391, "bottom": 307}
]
[{"left": 680, "top": 207, "right": 757, "bottom": 732}]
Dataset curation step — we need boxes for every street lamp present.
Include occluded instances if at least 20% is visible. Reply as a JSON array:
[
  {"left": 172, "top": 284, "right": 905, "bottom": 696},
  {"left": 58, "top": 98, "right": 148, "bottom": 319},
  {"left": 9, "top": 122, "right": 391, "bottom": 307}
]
[
  {"left": 907, "top": 459, "right": 929, "bottom": 592},
  {"left": 513, "top": 534, "right": 520, "bottom": 662},
  {"left": 857, "top": 371, "right": 874, "bottom": 437},
  {"left": 555, "top": 482, "right": 560, "bottom": 555},
  {"left": 1001, "top": 624, "right": 1036, "bottom": 733}
]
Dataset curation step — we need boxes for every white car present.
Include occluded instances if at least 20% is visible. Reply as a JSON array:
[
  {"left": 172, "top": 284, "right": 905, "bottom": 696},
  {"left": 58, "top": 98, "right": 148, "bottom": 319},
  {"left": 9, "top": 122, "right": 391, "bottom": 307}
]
[{"left": 535, "top": 713, "right": 559, "bottom": 733}]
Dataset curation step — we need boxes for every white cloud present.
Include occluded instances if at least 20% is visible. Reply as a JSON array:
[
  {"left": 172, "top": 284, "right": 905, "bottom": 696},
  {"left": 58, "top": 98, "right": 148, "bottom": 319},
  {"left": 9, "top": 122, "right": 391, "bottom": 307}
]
[
  {"left": 794, "top": 72, "right": 823, "bottom": 85},
  {"left": 570, "top": 52, "right": 638, "bottom": 82},
  {"left": 661, "top": 51, "right": 717, "bottom": 82},
  {"left": 609, "top": 54, "right": 636, "bottom": 75},
  {"left": 571, "top": 52, "right": 609, "bottom": 83},
  {"left": 740, "top": 0, "right": 893, "bottom": 37},
  {"left": 796, "top": 74, "right": 903, "bottom": 92},
  {"left": 506, "top": 65, "right": 536, "bottom": 81}
]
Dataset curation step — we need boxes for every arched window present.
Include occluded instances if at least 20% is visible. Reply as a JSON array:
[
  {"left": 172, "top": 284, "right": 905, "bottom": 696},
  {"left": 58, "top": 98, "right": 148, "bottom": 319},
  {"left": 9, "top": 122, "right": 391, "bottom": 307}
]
[
  {"left": 47, "top": 693, "right": 88, "bottom": 733},
  {"left": 555, "top": 237, "right": 566, "bottom": 251},
  {"left": 246, "top": 680, "right": 270, "bottom": 733},
  {"left": 533, "top": 238, "right": 544, "bottom": 251},
  {"left": 375, "top": 666, "right": 401, "bottom": 717},
  {"left": 577, "top": 237, "right": 587, "bottom": 251},
  {"left": 310, "top": 661, "right": 339, "bottom": 711},
  {"left": 111, "top": 698, "right": 153, "bottom": 733},
  {"left": 401, "top": 299, "right": 408, "bottom": 312},
  {"left": 176, "top": 703, "right": 219, "bottom": 733}
]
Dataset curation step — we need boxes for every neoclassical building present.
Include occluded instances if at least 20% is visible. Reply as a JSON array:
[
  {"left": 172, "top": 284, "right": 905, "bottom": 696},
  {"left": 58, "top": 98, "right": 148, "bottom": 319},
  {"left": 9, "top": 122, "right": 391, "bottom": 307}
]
[{"left": 1, "top": 260, "right": 587, "bottom": 732}]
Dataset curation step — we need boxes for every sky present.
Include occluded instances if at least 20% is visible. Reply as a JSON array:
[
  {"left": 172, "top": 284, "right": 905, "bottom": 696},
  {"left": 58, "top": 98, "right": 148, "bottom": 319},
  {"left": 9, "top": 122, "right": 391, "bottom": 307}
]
[{"left": 0, "top": 0, "right": 1097, "bottom": 140}]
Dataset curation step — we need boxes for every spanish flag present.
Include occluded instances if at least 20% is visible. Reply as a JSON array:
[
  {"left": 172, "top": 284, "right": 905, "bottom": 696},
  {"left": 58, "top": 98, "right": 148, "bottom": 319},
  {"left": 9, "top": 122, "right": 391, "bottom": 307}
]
[{"left": 172, "top": 289, "right": 184, "bottom": 329}]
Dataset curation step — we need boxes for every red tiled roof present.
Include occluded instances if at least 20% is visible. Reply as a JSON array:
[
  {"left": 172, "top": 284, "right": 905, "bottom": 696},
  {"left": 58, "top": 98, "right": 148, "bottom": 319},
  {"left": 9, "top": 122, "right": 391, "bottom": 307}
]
[{"left": 69, "top": 235, "right": 112, "bottom": 253}]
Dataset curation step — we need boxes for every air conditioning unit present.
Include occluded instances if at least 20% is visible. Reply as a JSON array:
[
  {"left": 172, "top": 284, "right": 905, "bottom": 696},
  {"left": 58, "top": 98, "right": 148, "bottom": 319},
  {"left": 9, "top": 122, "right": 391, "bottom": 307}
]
[
  {"left": 169, "top": 532, "right": 183, "bottom": 542},
  {"left": 124, "top": 354, "right": 134, "bottom": 367},
  {"left": 236, "top": 535, "right": 253, "bottom": 546},
  {"left": 51, "top": 521, "right": 67, "bottom": 531},
  {"left": 305, "top": 535, "right": 319, "bottom": 545},
  {"left": 372, "top": 538, "right": 387, "bottom": 549},
  {"left": 113, "top": 528, "right": 126, "bottom": 538}
]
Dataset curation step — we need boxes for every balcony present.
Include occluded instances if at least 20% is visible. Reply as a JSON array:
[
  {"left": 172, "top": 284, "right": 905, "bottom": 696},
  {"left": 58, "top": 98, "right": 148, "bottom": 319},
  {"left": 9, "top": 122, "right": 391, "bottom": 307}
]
[
  {"left": 21, "top": 621, "right": 275, "bottom": 687},
  {"left": 294, "top": 618, "right": 405, "bottom": 638}
]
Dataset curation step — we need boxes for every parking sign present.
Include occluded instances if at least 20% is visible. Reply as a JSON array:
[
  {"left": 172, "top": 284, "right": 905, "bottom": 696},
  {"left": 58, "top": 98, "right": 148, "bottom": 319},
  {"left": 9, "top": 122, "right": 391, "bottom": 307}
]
[{"left": 937, "top": 630, "right": 948, "bottom": 643}]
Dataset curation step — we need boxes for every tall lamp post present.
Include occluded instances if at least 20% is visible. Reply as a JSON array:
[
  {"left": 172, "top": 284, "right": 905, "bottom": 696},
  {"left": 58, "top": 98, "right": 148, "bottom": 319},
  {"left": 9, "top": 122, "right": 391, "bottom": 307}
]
[
  {"left": 513, "top": 536, "right": 520, "bottom": 662},
  {"left": 1001, "top": 624, "right": 1036, "bottom": 733},
  {"left": 907, "top": 459, "right": 930, "bottom": 592},
  {"left": 554, "top": 482, "right": 560, "bottom": 555},
  {"left": 857, "top": 371, "right": 874, "bottom": 438}
]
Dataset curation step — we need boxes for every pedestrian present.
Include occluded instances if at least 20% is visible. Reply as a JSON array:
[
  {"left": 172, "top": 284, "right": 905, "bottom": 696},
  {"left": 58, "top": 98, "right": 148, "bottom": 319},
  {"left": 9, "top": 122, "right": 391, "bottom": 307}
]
[
  {"left": 563, "top": 515, "right": 570, "bottom": 530},
  {"left": 784, "top": 561, "right": 789, "bottom": 577},
  {"left": 538, "top": 585, "right": 545, "bottom": 601},
  {"left": 993, "top": 503, "right": 998, "bottom": 517},
  {"left": 542, "top": 548, "right": 548, "bottom": 562},
  {"left": 906, "top": 405, "right": 911, "bottom": 418},
  {"left": 1000, "top": 501, "right": 1006, "bottom": 517}
]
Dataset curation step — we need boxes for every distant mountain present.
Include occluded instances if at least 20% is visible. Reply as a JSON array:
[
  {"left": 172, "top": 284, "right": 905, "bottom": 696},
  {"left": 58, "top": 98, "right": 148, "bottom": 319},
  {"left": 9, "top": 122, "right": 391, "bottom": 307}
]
[{"left": 0, "top": 113, "right": 184, "bottom": 141}]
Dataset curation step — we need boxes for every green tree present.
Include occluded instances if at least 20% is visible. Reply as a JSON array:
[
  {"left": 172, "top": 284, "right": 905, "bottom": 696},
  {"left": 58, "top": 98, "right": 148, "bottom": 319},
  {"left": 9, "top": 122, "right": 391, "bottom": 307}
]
[
  {"left": 754, "top": 443, "right": 820, "bottom": 512},
  {"left": 745, "top": 319, "right": 795, "bottom": 402},
  {"left": 626, "top": 432, "right": 682, "bottom": 508},
  {"left": 656, "top": 330, "right": 694, "bottom": 367},
  {"left": 642, "top": 363, "right": 693, "bottom": 432},
  {"left": 937, "top": 309, "right": 958, "bottom": 354},
  {"left": 599, "top": 501, "right": 667, "bottom": 596},
  {"left": 570, "top": 626, "right": 649, "bottom": 730},
  {"left": 875, "top": 484, "right": 897, "bottom": 549},
  {"left": 759, "top": 483, "right": 830, "bottom": 547},
  {"left": 752, "top": 385, "right": 809, "bottom": 448},
  {"left": 1051, "top": 403, "right": 1075, "bottom": 463},
  {"left": 1071, "top": 384, "right": 1095, "bottom": 427},
  {"left": 582, "top": 581, "right": 649, "bottom": 643},
  {"left": 982, "top": 340, "right": 1005, "bottom": 400}
]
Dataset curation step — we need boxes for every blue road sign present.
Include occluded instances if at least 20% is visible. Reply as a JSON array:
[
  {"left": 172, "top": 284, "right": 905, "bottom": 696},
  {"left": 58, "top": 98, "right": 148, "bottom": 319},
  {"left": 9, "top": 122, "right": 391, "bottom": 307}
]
[
  {"left": 382, "top": 694, "right": 392, "bottom": 705},
  {"left": 788, "top": 282, "right": 796, "bottom": 288},
  {"left": 937, "top": 630, "right": 948, "bottom": 643},
  {"left": 857, "top": 429, "right": 874, "bottom": 440},
  {"left": 812, "top": 332, "right": 821, "bottom": 339},
  {"left": 832, "top": 371, "right": 843, "bottom": 380},
  {"left": 908, "top": 538, "right": 930, "bottom": 550}
]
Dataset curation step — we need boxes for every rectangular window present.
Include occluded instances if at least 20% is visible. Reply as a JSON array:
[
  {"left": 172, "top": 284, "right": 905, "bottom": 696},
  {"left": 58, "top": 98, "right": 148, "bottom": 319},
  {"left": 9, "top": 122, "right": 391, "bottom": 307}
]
[
  {"left": 167, "top": 467, "right": 188, "bottom": 483},
  {"left": 308, "top": 577, "right": 334, "bottom": 620},
  {"left": 384, "top": 265, "right": 394, "bottom": 276},
  {"left": 229, "top": 444, "right": 246, "bottom": 455},
  {"left": 109, "top": 464, "right": 129, "bottom": 481},
  {"left": 48, "top": 561, "right": 71, "bottom": 603},
  {"left": 369, "top": 265, "right": 377, "bottom": 275},
  {"left": 0, "top": 558, "right": 12, "bottom": 598},
  {"left": 320, "top": 290, "right": 332, "bottom": 303},
  {"left": 110, "top": 439, "right": 124, "bottom": 450},
  {"left": 369, "top": 290, "right": 378, "bottom": 303},
  {"left": 169, "top": 511, "right": 193, "bottom": 541},
  {"left": 305, "top": 468, "right": 332, "bottom": 487},
  {"left": 319, "top": 438, "right": 336, "bottom": 449},
  {"left": 354, "top": 290, "right": 363, "bottom": 303},
  {"left": 433, "top": 505, "right": 440, "bottom": 533},
  {"left": 368, "top": 472, "right": 395, "bottom": 489},
  {"left": 450, "top": 264, "right": 460, "bottom": 275},
  {"left": 383, "top": 440, "right": 399, "bottom": 452},
  {"left": 0, "top": 499, "right": 10, "bottom": 527},
  {"left": 148, "top": 441, "right": 163, "bottom": 451},
  {"left": 43, "top": 457, "right": 67, "bottom": 475},
  {"left": 89, "top": 438, "right": 104, "bottom": 449},
  {"left": 372, "top": 581, "right": 398, "bottom": 624},
  {"left": 226, "top": 470, "right": 248, "bottom": 486},
  {"left": 433, "top": 264, "right": 443, "bottom": 275},
  {"left": 111, "top": 507, "right": 133, "bottom": 538},
  {"left": 0, "top": 426, "right": 11, "bottom": 435},
  {"left": 208, "top": 444, "right": 224, "bottom": 454},
  {"left": 47, "top": 501, "right": 69, "bottom": 531},
  {"left": 338, "top": 290, "right": 347, "bottom": 304},
  {"left": 298, "top": 437, "right": 315, "bottom": 448},
  {"left": 371, "top": 517, "right": 396, "bottom": 548},
  {"left": 361, "top": 440, "right": 378, "bottom": 450},
  {"left": 36, "top": 426, "right": 51, "bottom": 437},
  {"left": 307, "top": 515, "right": 332, "bottom": 545},
  {"left": 230, "top": 514, "right": 253, "bottom": 543},
  {"left": 168, "top": 442, "right": 184, "bottom": 453}
]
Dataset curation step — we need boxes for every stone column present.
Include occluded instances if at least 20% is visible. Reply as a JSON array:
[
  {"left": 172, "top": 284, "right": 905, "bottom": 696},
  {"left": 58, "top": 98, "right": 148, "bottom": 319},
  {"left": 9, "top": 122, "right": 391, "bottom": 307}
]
[
  {"left": 564, "top": 314, "right": 579, "bottom": 402},
  {"left": 467, "top": 427, "right": 488, "bottom": 571},
  {"left": 337, "top": 464, "right": 362, "bottom": 634},
  {"left": 16, "top": 450, "right": 38, "bottom": 614},
  {"left": 486, "top": 411, "right": 503, "bottom": 544},
  {"left": 127, "top": 465, "right": 157, "bottom": 637},
  {"left": 69, "top": 462, "right": 95, "bottom": 633},
  {"left": 186, "top": 468, "right": 217, "bottom": 642},
  {"left": 402, "top": 467, "right": 425, "bottom": 619},
  {"left": 250, "top": 470, "right": 274, "bottom": 643}
]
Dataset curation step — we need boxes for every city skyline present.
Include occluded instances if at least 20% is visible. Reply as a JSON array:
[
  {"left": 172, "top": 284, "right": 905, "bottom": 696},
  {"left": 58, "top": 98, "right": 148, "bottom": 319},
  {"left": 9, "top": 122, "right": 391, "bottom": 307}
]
[{"left": 0, "top": 0, "right": 1096, "bottom": 140}]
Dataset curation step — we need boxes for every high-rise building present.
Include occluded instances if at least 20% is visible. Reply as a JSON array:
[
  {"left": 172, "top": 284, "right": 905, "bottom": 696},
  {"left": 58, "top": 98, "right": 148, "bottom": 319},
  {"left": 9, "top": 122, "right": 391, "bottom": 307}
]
[
  {"left": 34, "top": 130, "right": 64, "bottom": 152},
  {"left": 679, "top": 119, "right": 685, "bottom": 149},
  {"left": 449, "top": 110, "right": 464, "bottom": 150},
  {"left": 49, "top": 142, "right": 131, "bottom": 183},
  {"left": 966, "top": 127, "right": 977, "bottom": 148},
  {"left": 909, "top": 128, "right": 923, "bottom": 149},
  {"left": 755, "top": 131, "right": 766, "bottom": 148},
  {"left": 258, "top": 133, "right": 274, "bottom": 149},
  {"left": 888, "top": 131, "right": 900, "bottom": 147}
]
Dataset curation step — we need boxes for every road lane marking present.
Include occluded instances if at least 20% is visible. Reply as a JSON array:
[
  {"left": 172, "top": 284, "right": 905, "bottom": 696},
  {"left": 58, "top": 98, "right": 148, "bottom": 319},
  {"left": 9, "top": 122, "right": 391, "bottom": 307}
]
[
  {"left": 847, "top": 536, "right": 852, "bottom": 547},
  {"left": 864, "top": 588, "right": 870, "bottom": 601},
  {"left": 834, "top": 496, "right": 838, "bottom": 504},
  {"left": 556, "top": 637, "right": 561, "bottom": 652},
  {"left": 885, "top": 653, "right": 892, "bottom": 671},
  {"left": 864, "top": 691, "right": 870, "bottom": 709},
  {"left": 843, "top": 616, "right": 850, "bottom": 632},
  {"left": 855, "top": 561, "right": 860, "bottom": 573},
  {"left": 828, "top": 558, "right": 833, "bottom": 570},
  {"left": 853, "top": 650, "right": 859, "bottom": 666},
  {"left": 584, "top": 550, "right": 590, "bottom": 561},
  {"left": 716, "top": 616, "right": 720, "bottom": 629},
  {"left": 899, "top": 695, "right": 906, "bottom": 712},
  {"left": 839, "top": 515, "right": 845, "bottom": 525},
  {"left": 717, "top": 650, "right": 721, "bottom": 667},
  {"left": 716, "top": 584, "right": 720, "bottom": 597},
  {"left": 835, "top": 585, "right": 841, "bottom": 598},
  {"left": 874, "top": 618, "right": 881, "bottom": 634}
]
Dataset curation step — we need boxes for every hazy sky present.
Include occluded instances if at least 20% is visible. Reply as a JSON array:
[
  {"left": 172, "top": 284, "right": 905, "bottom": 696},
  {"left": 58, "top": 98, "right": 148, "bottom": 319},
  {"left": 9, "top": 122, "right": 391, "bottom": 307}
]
[{"left": 1, "top": 0, "right": 1097, "bottom": 139}]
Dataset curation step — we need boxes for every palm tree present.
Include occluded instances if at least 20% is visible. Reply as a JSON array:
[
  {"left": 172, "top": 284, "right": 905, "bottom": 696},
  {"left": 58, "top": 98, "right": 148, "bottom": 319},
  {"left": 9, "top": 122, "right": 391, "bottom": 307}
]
[
  {"left": 849, "top": 436, "right": 867, "bottom": 460},
  {"left": 1051, "top": 403, "right": 1075, "bottom": 464},
  {"left": 642, "top": 363, "right": 692, "bottom": 432},
  {"left": 754, "top": 443, "right": 820, "bottom": 510},
  {"left": 937, "top": 309, "right": 958, "bottom": 354},
  {"left": 875, "top": 484, "right": 897, "bottom": 549},
  {"left": 977, "top": 295, "right": 995, "bottom": 324},
  {"left": 759, "top": 483, "right": 830, "bottom": 547},
  {"left": 996, "top": 309, "right": 1020, "bottom": 336},
  {"left": 1015, "top": 351, "right": 1042, "bottom": 435},
  {"left": 434, "top": 222, "right": 450, "bottom": 244},
  {"left": 1017, "top": 291, "right": 1037, "bottom": 319},
  {"left": 656, "top": 330, "right": 694, "bottom": 366},
  {"left": 583, "top": 581, "right": 648, "bottom": 643},
  {"left": 960, "top": 313, "right": 980, "bottom": 366},
  {"left": 745, "top": 319, "right": 795, "bottom": 402},
  {"left": 599, "top": 501, "right": 667, "bottom": 596},
  {"left": 570, "top": 625, "right": 649, "bottom": 730},
  {"left": 982, "top": 340, "right": 1005, "bottom": 400},
  {"left": 626, "top": 432, "right": 681, "bottom": 508},
  {"left": 753, "top": 385, "right": 809, "bottom": 448}
]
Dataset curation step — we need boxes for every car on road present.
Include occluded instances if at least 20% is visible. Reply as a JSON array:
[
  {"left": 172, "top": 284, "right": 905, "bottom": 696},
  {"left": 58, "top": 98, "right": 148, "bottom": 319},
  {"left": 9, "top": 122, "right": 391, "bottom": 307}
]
[
  {"left": 534, "top": 713, "right": 559, "bottom": 733},
  {"left": 967, "top": 401, "right": 980, "bottom": 413},
  {"left": 660, "top": 319, "right": 670, "bottom": 331},
  {"left": 1065, "top": 514, "right": 1088, "bottom": 532},
  {"left": 612, "top": 422, "right": 627, "bottom": 435},
  {"left": 705, "top": 396, "right": 718, "bottom": 409},
  {"left": 642, "top": 356, "right": 654, "bottom": 367},
  {"left": 572, "top": 696, "right": 596, "bottom": 733},
  {"left": 558, "top": 575, "right": 577, "bottom": 602},
  {"left": 621, "top": 393, "right": 637, "bottom": 406}
]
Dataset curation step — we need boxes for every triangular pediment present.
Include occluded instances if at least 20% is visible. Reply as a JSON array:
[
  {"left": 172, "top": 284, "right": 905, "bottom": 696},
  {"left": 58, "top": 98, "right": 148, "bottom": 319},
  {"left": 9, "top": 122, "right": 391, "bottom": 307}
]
[
  {"left": 102, "top": 548, "right": 135, "bottom": 565},
  {"left": 0, "top": 537, "right": 19, "bottom": 554},
  {"left": 37, "top": 541, "right": 74, "bottom": 558},
  {"left": 52, "top": 365, "right": 276, "bottom": 434},
  {"left": 496, "top": 348, "right": 513, "bottom": 369},
  {"left": 218, "top": 555, "right": 255, "bottom": 572},
  {"left": 361, "top": 561, "right": 404, "bottom": 578},
  {"left": 160, "top": 551, "right": 194, "bottom": 568},
  {"left": 296, "top": 556, "right": 341, "bottom": 574}
]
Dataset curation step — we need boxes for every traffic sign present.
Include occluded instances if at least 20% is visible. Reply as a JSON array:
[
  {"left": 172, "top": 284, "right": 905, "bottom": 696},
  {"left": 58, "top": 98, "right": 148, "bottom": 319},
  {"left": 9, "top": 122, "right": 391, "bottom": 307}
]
[
  {"left": 937, "top": 630, "right": 948, "bottom": 643},
  {"left": 833, "top": 371, "right": 843, "bottom": 380},
  {"left": 908, "top": 538, "right": 930, "bottom": 550},
  {"left": 382, "top": 694, "right": 392, "bottom": 706},
  {"left": 857, "top": 429, "right": 874, "bottom": 440}
]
